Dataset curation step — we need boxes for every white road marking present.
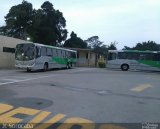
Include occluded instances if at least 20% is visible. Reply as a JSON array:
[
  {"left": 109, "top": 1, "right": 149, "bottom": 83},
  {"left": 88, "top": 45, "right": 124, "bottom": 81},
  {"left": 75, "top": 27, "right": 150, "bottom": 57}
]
[
  {"left": 1, "top": 79, "right": 22, "bottom": 82},
  {"left": 0, "top": 68, "right": 91, "bottom": 86},
  {"left": 130, "top": 84, "right": 153, "bottom": 92},
  {"left": 0, "top": 75, "right": 56, "bottom": 86},
  {"left": 10, "top": 76, "right": 32, "bottom": 79},
  {"left": 70, "top": 68, "right": 94, "bottom": 73}
]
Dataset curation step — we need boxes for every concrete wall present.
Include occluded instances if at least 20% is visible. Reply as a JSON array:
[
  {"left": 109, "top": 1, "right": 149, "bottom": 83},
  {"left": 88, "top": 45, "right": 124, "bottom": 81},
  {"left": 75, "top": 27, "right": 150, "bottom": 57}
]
[{"left": 0, "top": 35, "right": 30, "bottom": 69}]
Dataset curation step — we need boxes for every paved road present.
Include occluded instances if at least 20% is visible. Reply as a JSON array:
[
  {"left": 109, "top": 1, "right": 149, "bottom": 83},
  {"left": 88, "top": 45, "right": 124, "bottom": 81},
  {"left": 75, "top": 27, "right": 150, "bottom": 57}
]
[{"left": 0, "top": 68, "right": 160, "bottom": 129}]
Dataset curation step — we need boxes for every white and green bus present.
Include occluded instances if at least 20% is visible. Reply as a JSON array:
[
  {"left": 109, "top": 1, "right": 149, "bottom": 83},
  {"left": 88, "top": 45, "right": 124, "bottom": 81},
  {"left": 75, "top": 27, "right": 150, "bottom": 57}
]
[
  {"left": 107, "top": 50, "right": 160, "bottom": 71},
  {"left": 15, "top": 43, "right": 77, "bottom": 72}
]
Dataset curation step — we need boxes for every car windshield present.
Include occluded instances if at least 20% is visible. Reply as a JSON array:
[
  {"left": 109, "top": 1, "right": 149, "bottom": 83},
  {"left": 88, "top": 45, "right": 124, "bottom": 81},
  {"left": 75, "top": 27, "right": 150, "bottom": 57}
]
[{"left": 15, "top": 44, "right": 35, "bottom": 61}]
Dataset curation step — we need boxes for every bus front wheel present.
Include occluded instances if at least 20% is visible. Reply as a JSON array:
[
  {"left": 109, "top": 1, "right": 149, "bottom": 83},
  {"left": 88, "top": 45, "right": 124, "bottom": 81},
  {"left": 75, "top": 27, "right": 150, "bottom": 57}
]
[{"left": 121, "top": 64, "right": 129, "bottom": 71}]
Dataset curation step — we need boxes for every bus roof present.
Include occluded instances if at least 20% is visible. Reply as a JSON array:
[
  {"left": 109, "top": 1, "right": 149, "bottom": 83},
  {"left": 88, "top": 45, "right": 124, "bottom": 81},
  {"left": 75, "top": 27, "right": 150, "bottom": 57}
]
[
  {"left": 18, "top": 42, "right": 77, "bottom": 53},
  {"left": 108, "top": 50, "right": 160, "bottom": 54}
]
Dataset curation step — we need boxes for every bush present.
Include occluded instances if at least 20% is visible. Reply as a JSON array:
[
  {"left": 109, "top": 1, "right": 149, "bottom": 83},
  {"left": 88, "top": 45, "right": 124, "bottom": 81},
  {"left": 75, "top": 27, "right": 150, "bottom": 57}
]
[{"left": 98, "top": 62, "right": 106, "bottom": 68}]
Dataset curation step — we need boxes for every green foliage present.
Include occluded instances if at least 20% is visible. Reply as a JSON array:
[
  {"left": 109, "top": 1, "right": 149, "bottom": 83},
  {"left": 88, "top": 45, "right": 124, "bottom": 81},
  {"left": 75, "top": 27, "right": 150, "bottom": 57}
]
[
  {"left": 98, "top": 56, "right": 106, "bottom": 68},
  {"left": 123, "top": 41, "right": 160, "bottom": 51},
  {"left": 108, "top": 41, "right": 117, "bottom": 50},
  {"left": 0, "top": 1, "right": 33, "bottom": 39},
  {"left": 0, "top": 1, "right": 67, "bottom": 46},
  {"left": 63, "top": 31, "right": 87, "bottom": 48},
  {"left": 85, "top": 36, "right": 107, "bottom": 55},
  {"left": 98, "top": 62, "right": 106, "bottom": 68},
  {"left": 85, "top": 36, "right": 103, "bottom": 48},
  {"left": 123, "top": 46, "right": 132, "bottom": 50},
  {"left": 85, "top": 36, "right": 117, "bottom": 56}
]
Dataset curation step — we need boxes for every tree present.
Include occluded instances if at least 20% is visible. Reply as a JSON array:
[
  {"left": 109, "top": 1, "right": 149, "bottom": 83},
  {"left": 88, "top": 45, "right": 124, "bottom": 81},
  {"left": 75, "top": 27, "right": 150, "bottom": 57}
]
[
  {"left": 0, "top": 0, "right": 33, "bottom": 39},
  {"left": 107, "top": 41, "right": 117, "bottom": 50},
  {"left": 94, "top": 45, "right": 108, "bottom": 55},
  {"left": 29, "top": 1, "right": 67, "bottom": 45},
  {"left": 85, "top": 36, "right": 118, "bottom": 55},
  {"left": 123, "top": 46, "right": 132, "bottom": 50},
  {"left": 55, "top": 10, "right": 67, "bottom": 44},
  {"left": 63, "top": 31, "right": 87, "bottom": 48},
  {"left": 134, "top": 41, "right": 160, "bottom": 51},
  {"left": 0, "top": 1, "right": 67, "bottom": 46},
  {"left": 85, "top": 36, "right": 103, "bottom": 48},
  {"left": 123, "top": 41, "right": 160, "bottom": 51},
  {"left": 85, "top": 36, "right": 109, "bottom": 55}
]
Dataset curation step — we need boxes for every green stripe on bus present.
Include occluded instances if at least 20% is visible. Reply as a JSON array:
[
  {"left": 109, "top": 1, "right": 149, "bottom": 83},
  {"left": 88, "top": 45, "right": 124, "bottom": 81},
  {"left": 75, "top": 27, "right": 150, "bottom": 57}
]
[
  {"left": 138, "top": 60, "right": 160, "bottom": 68},
  {"left": 52, "top": 57, "right": 76, "bottom": 65},
  {"left": 52, "top": 57, "right": 67, "bottom": 64}
]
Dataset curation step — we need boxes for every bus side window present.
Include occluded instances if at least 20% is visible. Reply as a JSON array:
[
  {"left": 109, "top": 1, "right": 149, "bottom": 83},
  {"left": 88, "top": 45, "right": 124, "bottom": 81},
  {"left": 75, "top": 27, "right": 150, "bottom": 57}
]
[
  {"left": 132, "top": 53, "right": 139, "bottom": 60},
  {"left": 65, "top": 51, "right": 69, "bottom": 58},
  {"left": 71, "top": 52, "right": 76, "bottom": 58},
  {"left": 36, "top": 46, "right": 41, "bottom": 58},
  {"left": 139, "top": 54, "right": 145, "bottom": 60},
  {"left": 139, "top": 53, "right": 153, "bottom": 60},
  {"left": 108, "top": 53, "right": 116, "bottom": 60},
  {"left": 153, "top": 53, "right": 160, "bottom": 61},
  {"left": 62, "top": 51, "right": 65, "bottom": 58},
  {"left": 57, "top": 50, "right": 62, "bottom": 57},
  {"left": 61, "top": 50, "right": 63, "bottom": 57},
  {"left": 47, "top": 48, "right": 52, "bottom": 56},
  {"left": 157, "top": 53, "right": 160, "bottom": 61},
  {"left": 41, "top": 47, "right": 47, "bottom": 56},
  {"left": 127, "top": 53, "right": 139, "bottom": 60},
  {"left": 53, "top": 49, "right": 57, "bottom": 57},
  {"left": 118, "top": 52, "right": 127, "bottom": 59},
  {"left": 56, "top": 49, "right": 58, "bottom": 56},
  {"left": 145, "top": 53, "right": 154, "bottom": 60}
]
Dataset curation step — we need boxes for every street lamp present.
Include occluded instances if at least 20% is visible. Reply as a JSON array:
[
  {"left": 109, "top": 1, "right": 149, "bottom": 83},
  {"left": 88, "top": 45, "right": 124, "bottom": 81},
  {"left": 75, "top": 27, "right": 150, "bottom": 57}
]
[{"left": 27, "top": 37, "right": 30, "bottom": 41}]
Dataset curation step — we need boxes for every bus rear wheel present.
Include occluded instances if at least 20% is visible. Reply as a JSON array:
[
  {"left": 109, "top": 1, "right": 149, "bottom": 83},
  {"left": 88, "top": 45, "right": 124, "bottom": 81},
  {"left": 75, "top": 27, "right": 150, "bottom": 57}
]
[
  {"left": 27, "top": 68, "right": 31, "bottom": 72},
  {"left": 121, "top": 64, "right": 129, "bottom": 71},
  {"left": 70, "top": 62, "right": 72, "bottom": 68},
  {"left": 43, "top": 63, "right": 48, "bottom": 72},
  {"left": 66, "top": 62, "right": 72, "bottom": 69},
  {"left": 66, "top": 63, "right": 70, "bottom": 69}
]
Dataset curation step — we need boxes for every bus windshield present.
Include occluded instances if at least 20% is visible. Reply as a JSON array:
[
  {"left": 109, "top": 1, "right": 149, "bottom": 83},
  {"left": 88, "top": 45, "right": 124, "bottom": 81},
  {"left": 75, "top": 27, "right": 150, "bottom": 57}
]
[{"left": 15, "top": 44, "right": 35, "bottom": 61}]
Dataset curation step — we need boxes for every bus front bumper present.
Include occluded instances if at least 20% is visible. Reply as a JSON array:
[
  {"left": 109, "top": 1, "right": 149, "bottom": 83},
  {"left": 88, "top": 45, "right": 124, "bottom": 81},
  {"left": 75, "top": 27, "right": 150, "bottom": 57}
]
[{"left": 15, "top": 64, "right": 35, "bottom": 69}]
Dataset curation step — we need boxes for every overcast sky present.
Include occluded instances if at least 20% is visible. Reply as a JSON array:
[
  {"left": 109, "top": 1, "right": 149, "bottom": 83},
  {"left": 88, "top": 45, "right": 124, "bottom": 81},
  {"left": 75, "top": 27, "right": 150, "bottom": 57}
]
[{"left": 0, "top": 0, "right": 159, "bottom": 49}]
